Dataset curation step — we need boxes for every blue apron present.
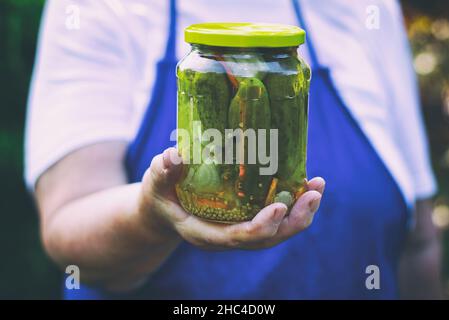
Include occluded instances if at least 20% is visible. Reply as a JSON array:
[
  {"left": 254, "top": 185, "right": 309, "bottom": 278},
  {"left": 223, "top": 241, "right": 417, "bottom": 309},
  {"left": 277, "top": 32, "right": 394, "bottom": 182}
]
[{"left": 65, "top": 0, "right": 407, "bottom": 299}]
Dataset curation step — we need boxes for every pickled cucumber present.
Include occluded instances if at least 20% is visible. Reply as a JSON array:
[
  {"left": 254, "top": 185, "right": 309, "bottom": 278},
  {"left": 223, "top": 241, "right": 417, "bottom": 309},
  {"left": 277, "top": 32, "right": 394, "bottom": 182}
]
[
  {"left": 177, "top": 58, "right": 232, "bottom": 185},
  {"left": 228, "top": 77, "right": 272, "bottom": 206},
  {"left": 192, "top": 71, "right": 231, "bottom": 132},
  {"left": 264, "top": 57, "right": 309, "bottom": 190}
]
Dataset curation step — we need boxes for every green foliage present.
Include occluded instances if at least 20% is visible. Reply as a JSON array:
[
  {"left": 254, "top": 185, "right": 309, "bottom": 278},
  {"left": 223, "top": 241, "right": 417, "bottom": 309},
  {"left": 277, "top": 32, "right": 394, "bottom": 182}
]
[
  {"left": 406, "top": 13, "right": 449, "bottom": 295},
  {"left": 0, "top": 0, "right": 61, "bottom": 299}
]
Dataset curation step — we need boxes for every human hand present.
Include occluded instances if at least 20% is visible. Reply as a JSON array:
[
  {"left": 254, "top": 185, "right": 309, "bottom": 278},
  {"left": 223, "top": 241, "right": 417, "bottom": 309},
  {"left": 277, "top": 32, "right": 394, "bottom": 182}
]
[{"left": 138, "top": 147, "right": 325, "bottom": 250}]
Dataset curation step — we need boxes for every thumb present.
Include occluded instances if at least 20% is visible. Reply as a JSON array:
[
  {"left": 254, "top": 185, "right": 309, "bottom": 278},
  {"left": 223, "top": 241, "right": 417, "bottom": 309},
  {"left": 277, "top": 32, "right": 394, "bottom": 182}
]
[{"left": 144, "top": 147, "right": 183, "bottom": 195}]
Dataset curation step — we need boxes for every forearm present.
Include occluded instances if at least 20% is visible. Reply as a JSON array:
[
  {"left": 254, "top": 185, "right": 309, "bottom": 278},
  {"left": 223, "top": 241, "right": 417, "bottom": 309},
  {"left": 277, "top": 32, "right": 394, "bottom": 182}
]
[
  {"left": 42, "top": 182, "right": 181, "bottom": 291},
  {"left": 35, "top": 143, "right": 325, "bottom": 293},
  {"left": 398, "top": 199, "right": 443, "bottom": 299}
]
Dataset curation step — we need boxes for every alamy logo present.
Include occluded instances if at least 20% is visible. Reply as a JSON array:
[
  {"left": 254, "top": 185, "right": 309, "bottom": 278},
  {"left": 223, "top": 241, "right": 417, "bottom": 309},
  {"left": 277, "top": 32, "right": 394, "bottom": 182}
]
[
  {"left": 365, "top": 265, "right": 380, "bottom": 290},
  {"left": 65, "top": 5, "right": 81, "bottom": 30},
  {"left": 365, "top": 5, "right": 380, "bottom": 30},
  {"left": 65, "top": 265, "right": 80, "bottom": 290},
  {"left": 171, "top": 121, "right": 279, "bottom": 175}
]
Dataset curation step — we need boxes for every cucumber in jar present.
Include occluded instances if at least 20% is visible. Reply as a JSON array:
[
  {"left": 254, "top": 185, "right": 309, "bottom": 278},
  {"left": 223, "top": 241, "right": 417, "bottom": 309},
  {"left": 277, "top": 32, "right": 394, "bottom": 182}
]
[
  {"left": 264, "top": 57, "right": 309, "bottom": 191},
  {"left": 228, "top": 77, "right": 272, "bottom": 207},
  {"left": 177, "top": 59, "right": 232, "bottom": 195}
]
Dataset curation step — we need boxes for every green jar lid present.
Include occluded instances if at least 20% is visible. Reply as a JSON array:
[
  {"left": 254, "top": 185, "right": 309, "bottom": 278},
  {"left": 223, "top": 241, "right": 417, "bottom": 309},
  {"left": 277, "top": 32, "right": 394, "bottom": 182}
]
[{"left": 185, "top": 22, "right": 305, "bottom": 48}]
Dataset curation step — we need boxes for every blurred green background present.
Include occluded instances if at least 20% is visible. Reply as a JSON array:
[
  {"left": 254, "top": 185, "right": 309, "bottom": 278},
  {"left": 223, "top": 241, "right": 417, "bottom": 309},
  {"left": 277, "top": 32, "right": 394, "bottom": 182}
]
[{"left": 0, "top": 0, "right": 448, "bottom": 299}]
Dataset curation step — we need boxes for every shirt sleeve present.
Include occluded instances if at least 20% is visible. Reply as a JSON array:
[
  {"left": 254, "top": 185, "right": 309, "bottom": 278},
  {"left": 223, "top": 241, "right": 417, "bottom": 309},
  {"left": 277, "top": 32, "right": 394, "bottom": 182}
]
[
  {"left": 383, "top": 1, "right": 438, "bottom": 200},
  {"left": 24, "top": 0, "right": 135, "bottom": 189}
]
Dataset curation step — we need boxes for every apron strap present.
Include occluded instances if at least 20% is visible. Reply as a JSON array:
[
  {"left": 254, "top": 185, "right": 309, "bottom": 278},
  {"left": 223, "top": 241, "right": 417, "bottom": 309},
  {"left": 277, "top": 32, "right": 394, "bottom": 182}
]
[
  {"left": 291, "top": 0, "right": 322, "bottom": 69},
  {"left": 164, "top": 0, "right": 177, "bottom": 60},
  {"left": 125, "top": 0, "right": 178, "bottom": 181}
]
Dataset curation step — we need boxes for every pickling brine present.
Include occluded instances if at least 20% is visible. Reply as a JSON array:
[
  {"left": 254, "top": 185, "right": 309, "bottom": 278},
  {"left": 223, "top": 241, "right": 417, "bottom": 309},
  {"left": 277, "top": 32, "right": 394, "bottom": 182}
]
[{"left": 176, "top": 23, "right": 311, "bottom": 222}]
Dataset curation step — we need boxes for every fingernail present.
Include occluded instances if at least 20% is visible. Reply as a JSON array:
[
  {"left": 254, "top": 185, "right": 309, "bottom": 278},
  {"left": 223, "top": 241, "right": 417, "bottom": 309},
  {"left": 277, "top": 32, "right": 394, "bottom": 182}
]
[
  {"left": 309, "top": 195, "right": 321, "bottom": 213},
  {"left": 162, "top": 150, "right": 171, "bottom": 169},
  {"left": 274, "top": 205, "right": 288, "bottom": 221}
]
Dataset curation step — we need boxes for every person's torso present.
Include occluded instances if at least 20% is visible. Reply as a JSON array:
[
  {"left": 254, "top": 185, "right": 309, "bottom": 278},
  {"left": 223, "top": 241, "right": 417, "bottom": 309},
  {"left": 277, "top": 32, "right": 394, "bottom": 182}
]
[
  {"left": 64, "top": 0, "right": 409, "bottom": 300},
  {"left": 120, "top": 1, "right": 416, "bottom": 207}
]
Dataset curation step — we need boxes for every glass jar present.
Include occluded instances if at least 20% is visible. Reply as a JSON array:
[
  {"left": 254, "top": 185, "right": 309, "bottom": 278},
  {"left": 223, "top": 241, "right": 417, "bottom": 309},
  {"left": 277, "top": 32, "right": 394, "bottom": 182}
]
[{"left": 176, "top": 23, "right": 311, "bottom": 223}]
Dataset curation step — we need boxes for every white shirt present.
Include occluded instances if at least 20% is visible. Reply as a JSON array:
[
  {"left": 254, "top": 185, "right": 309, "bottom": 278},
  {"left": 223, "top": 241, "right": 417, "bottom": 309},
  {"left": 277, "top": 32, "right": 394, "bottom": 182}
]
[{"left": 25, "top": 0, "right": 437, "bottom": 207}]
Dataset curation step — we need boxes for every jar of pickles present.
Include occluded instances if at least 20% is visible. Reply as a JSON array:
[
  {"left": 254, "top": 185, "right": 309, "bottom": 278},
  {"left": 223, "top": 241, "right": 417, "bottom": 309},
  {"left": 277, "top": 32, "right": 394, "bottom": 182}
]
[{"left": 176, "top": 23, "right": 311, "bottom": 223}]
